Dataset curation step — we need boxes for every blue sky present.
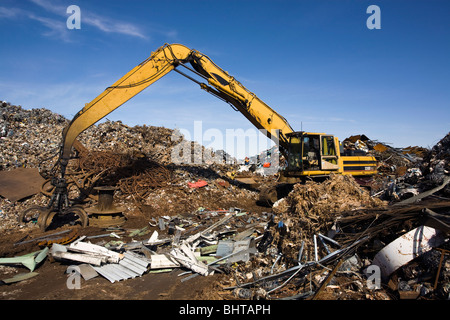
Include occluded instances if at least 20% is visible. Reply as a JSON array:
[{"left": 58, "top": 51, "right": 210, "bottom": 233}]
[{"left": 1, "top": 0, "right": 449, "bottom": 158}]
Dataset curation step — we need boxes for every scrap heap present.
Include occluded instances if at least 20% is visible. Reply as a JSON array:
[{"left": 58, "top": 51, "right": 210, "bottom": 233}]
[
  {"left": 0, "top": 101, "right": 449, "bottom": 300},
  {"left": 215, "top": 173, "right": 449, "bottom": 300},
  {"left": 0, "top": 102, "right": 257, "bottom": 232},
  {"left": 343, "top": 133, "right": 449, "bottom": 201},
  {"left": 421, "top": 132, "right": 450, "bottom": 188},
  {"left": 343, "top": 134, "right": 427, "bottom": 176},
  {"left": 214, "top": 135, "right": 450, "bottom": 300},
  {"left": 270, "top": 174, "right": 386, "bottom": 263}
]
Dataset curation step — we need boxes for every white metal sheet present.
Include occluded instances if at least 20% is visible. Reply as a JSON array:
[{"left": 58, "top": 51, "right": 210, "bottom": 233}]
[{"left": 372, "top": 225, "right": 445, "bottom": 279}]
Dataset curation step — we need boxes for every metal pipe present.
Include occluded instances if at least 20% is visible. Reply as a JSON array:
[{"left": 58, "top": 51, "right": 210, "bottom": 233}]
[
  {"left": 178, "top": 62, "right": 209, "bottom": 81},
  {"left": 267, "top": 265, "right": 304, "bottom": 294},
  {"left": 297, "top": 241, "right": 305, "bottom": 264},
  {"left": 318, "top": 234, "right": 331, "bottom": 255},
  {"left": 271, "top": 253, "right": 282, "bottom": 274},
  {"left": 314, "top": 235, "right": 318, "bottom": 262},
  {"left": 173, "top": 68, "right": 203, "bottom": 86}
]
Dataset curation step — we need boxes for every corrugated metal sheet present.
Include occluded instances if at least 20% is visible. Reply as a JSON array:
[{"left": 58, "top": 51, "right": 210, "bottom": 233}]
[
  {"left": 51, "top": 241, "right": 154, "bottom": 283},
  {"left": 93, "top": 251, "right": 151, "bottom": 283}
]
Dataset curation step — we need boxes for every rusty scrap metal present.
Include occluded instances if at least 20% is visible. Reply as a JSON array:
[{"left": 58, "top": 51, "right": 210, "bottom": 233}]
[
  {"left": 86, "top": 187, "right": 125, "bottom": 215},
  {"left": 311, "top": 259, "right": 344, "bottom": 300},
  {"left": 13, "top": 228, "right": 79, "bottom": 247},
  {"left": 433, "top": 248, "right": 450, "bottom": 290},
  {"left": 332, "top": 200, "right": 450, "bottom": 247},
  {"left": 77, "top": 150, "right": 132, "bottom": 172},
  {"left": 37, "top": 228, "right": 80, "bottom": 246},
  {"left": 118, "top": 165, "right": 172, "bottom": 201},
  {"left": 40, "top": 150, "right": 173, "bottom": 203},
  {"left": 0, "top": 167, "right": 46, "bottom": 202},
  {"left": 77, "top": 150, "right": 172, "bottom": 200}
]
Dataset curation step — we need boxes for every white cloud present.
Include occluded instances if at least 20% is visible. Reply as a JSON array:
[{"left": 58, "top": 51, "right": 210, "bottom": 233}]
[
  {"left": 28, "top": 0, "right": 151, "bottom": 39},
  {"left": 82, "top": 16, "right": 146, "bottom": 39},
  {"left": 1, "top": 0, "right": 157, "bottom": 41},
  {"left": 28, "top": 0, "right": 69, "bottom": 16},
  {"left": 0, "top": 6, "right": 72, "bottom": 42},
  {"left": 28, "top": 14, "right": 72, "bottom": 42},
  {"left": 0, "top": 6, "right": 24, "bottom": 18}
]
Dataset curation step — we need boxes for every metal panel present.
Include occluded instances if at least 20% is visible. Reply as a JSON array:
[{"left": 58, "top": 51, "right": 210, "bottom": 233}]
[
  {"left": 114, "top": 263, "right": 138, "bottom": 278},
  {"left": 150, "top": 254, "right": 180, "bottom": 269},
  {"left": 69, "top": 241, "right": 121, "bottom": 263},
  {"left": 0, "top": 168, "right": 45, "bottom": 202},
  {"left": 93, "top": 266, "right": 118, "bottom": 283},
  {"left": 372, "top": 225, "right": 445, "bottom": 279},
  {"left": 103, "top": 264, "right": 133, "bottom": 280},
  {"left": 216, "top": 240, "right": 234, "bottom": 257},
  {"left": 77, "top": 264, "right": 98, "bottom": 280},
  {"left": 123, "top": 251, "right": 150, "bottom": 268},
  {"left": 90, "top": 251, "right": 151, "bottom": 283},
  {"left": 119, "top": 258, "right": 147, "bottom": 275},
  {"left": 52, "top": 251, "right": 104, "bottom": 266}
]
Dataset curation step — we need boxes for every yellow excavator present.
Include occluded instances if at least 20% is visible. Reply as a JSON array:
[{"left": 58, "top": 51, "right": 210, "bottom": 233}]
[{"left": 20, "top": 43, "right": 377, "bottom": 229}]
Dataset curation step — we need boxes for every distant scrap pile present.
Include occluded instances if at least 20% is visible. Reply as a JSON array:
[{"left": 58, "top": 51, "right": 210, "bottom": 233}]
[
  {"left": 342, "top": 133, "right": 450, "bottom": 202},
  {"left": 343, "top": 134, "right": 428, "bottom": 175},
  {"left": 421, "top": 132, "right": 450, "bottom": 186}
]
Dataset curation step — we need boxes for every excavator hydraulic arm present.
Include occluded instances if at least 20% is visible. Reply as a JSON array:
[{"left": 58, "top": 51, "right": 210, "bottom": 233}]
[
  {"left": 59, "top": 43, "right": 294, "bottom": 175},
  {"left": 23, "top": 43, "right": 378, "bottom": 231}
]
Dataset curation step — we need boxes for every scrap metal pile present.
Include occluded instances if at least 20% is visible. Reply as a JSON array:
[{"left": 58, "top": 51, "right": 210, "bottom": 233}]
[
  {"left": 0, "top": 102, "right": 257, "bottom": 231},
  {"left": 215, "top": 175, "right": 450, "bottom": 300},
  {"left": 343, "top": 133, "right": 450, "bottom": 202},
  {"left": 0, "top": 101, "right": 449, "bottom": 300},
  {"left": 219, "top": 133, "right": 449, "bottom": 300}
]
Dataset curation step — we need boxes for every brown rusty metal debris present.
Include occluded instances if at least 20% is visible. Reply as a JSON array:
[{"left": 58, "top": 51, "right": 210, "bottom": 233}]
[
  {"left": 117, "top": 165, "right": 172, "bottom": 201},
  {"left": 0, "top": 167, "right": 46, "bottom": 202},
  {"left": 77, "top": 150, "right": 132, "bottom": 172},
  {"left": 40, "top": 150, "right": 173, "bottom": 202},
  {"left": 14, "top": 228, "right": 79, "bottom": 247},
  {"left": 24, "top": 149, "right": 173, "bottom": 230},
  {"left": 37, "top": 228, "right": 80, "bottom": 246}
]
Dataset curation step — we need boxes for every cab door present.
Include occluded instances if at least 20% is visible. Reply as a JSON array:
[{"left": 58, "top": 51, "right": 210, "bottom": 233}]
[{"left": 320, "top": 135, "right": 339, "bottom": 170}]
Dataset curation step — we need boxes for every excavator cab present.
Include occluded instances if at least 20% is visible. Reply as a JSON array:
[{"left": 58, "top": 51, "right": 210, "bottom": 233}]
[{"left": 286, "top": 132, "right": 340, "bottom": 174}]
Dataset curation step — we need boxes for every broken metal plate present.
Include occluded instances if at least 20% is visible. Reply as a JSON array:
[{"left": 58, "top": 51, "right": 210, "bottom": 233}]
[
  {"left": 0, "top": 247, "right": 49, "bottom": 272},
  {"left": 216, "top": 238, "right": 257, "bottom": 263},
  {"left": 149, "top": 254, "right": 180, "bottom": 269},
  {"left": 0, "top": 272, "right": 39, "bottom": 285},
  {"left": 372, "top": 225, "right": 445, "bottom": 280},
  {"left": 0, "top": 167, "right": 45, "bottom": 202},
  {"left": 235, "top": 177, "right": 259, "bottom": 187},
  {"left": 77, "top": 264, "right": 99, "bottom": 281}
]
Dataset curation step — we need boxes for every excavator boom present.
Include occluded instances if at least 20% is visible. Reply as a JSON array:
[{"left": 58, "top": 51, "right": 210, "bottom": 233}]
[
  {"left": 60, "top": 43, "right": 294, "bottom": 172},
  {"left": 21, "top": 43, "right": 378, "bottom": 230}
]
